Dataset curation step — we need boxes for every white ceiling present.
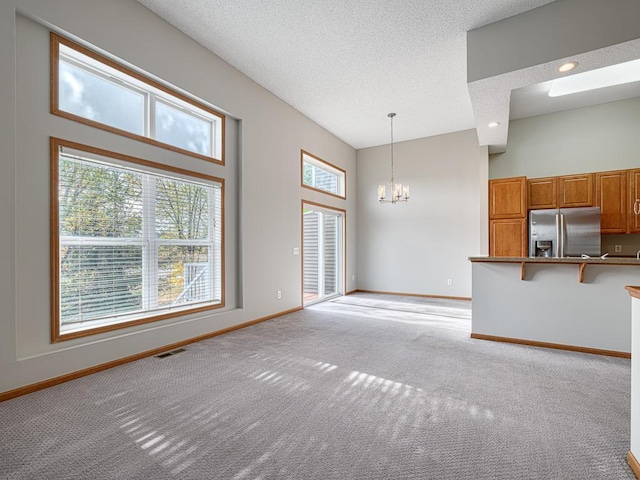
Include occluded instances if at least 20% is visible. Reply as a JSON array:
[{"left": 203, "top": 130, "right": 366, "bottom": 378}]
[{"left": 135, "top": 0, "right": 638, "bottom": 150}]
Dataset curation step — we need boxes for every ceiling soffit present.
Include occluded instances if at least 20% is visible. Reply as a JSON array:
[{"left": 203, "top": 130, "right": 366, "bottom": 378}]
[{"left": 467, "top": 0, "right": 640, "bottom": 153}]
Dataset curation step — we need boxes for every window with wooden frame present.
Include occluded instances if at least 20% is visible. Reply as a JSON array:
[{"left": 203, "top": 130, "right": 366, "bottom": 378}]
[
  {"left": 50, "top": 138, "right": 224, "bottom": 342},
  {"left": 301, "top": 150, "right": 346, "bottom": 199},
  {"left": 51, "top": 33, "right": 225, "bottom": 164}
]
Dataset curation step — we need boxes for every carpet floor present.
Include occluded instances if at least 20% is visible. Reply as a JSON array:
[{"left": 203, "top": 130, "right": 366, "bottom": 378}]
[{"left": 0, "top": 293, "right": 633, "bottom": 479}]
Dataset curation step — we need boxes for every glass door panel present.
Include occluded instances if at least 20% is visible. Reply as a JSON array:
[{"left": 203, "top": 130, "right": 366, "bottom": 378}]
[
  {"left": 303, "top": 209, "right": 320, "bottom": 303},
  {"left": 323, "top": 213, "right": 338, "bottom": 296},
  {"left": 303, "top": 205, "right": 343, "bottom": 306}
]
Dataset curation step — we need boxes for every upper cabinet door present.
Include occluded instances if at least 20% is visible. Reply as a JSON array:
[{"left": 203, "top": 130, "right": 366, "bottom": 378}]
[
  {"left": 489, "top": 177, "right": 527, "bottom": 219},
  {"left": 558, "top": 173, "right": 594, "bottom": 208},
  {"left": 629, "top": 169, "right": 640, "bottom": 233},
  {"left": 595, "top": 170, "right": 627, "bottom": 234},
  {"left": 527, "top": 177, "right": 557, "bottom": 209}
]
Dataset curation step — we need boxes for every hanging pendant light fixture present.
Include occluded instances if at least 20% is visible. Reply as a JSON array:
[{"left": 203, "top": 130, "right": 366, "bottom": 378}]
[{"left": 378, "top": 113, "right": 409, "bottom": 204}]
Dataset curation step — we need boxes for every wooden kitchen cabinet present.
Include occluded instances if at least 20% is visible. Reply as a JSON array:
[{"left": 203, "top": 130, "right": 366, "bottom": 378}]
[
  {"left": 489, "top": 218, "right": 527, "bottom": 257},
  {"left": 527, "top": 177, "right": 557, "bottom": 209},
  {"left": 629, "top": 169, "right": 640, "bottom": 233},
  {"left": 595, "top": 170, "right": 627, "bottom": 234},
  {"left": 558, "top": 173, "right": 594, "bottom": 207},
  {"left": 489, "top": 177, "right": 526, "bottom": 257},
  {"left": 489, "top": 176, "right": 526, "bottom": 219}
]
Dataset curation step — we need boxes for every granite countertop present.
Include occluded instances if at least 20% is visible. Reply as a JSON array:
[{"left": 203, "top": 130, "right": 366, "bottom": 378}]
[
  {"left": 627, "top": 286, "right": 640, "bottom": 299},
  {"left": 469, "top": 256, "right": 640, "bottom": 265}
]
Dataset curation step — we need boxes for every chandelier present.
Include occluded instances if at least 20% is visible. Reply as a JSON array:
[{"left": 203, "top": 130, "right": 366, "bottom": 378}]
[{"left": 378, "top": 113, "right": 409, "bottom": 204}]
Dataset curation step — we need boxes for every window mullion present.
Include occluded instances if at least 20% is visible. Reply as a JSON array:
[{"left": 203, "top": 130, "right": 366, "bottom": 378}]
[
  {"left": 148, "top": 93, "right": 155, "bottom": 139},
  {"left": 318, "top": 212, "right": 325, "bottom": 300},
  {"left": 142, "top": 175, "right": 158, "bottom": 310}
]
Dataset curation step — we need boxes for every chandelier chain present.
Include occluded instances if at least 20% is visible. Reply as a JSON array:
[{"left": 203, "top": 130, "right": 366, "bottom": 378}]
[{"left": 389, "top": 113, "right": 394, "bottom": 183}]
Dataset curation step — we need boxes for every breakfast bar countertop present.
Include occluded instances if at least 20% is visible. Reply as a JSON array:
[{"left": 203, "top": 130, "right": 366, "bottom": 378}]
[{"left": 469, "top": 256, "right": 640, "bottom": 265}]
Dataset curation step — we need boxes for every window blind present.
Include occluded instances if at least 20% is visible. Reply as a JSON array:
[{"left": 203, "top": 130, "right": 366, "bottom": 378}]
[{"left": 58, "top": 151, "right": 221, "bottom": 327}]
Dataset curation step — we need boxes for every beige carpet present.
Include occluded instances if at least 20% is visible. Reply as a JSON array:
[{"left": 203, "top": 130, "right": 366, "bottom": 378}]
[{"left": 0, "top": 293, "right": 633, "bottom": 479}]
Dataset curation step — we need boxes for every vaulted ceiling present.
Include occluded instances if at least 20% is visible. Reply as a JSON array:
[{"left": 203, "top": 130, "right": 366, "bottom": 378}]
[{"left": 136, "top": 0, "right": 640, "bottom": 151}]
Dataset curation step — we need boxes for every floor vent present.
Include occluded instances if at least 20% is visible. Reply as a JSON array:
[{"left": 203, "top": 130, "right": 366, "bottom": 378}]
[{"left": 155, "top": 348, "right": 187, "bottom": 359}]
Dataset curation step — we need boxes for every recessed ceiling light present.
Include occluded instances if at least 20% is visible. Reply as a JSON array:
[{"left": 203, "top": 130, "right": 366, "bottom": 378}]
[
  {"left": 488, "top": 122, "right": 500, "bottom": 128},
  {"left": 558, "top": 61, "right": 578, "bottom": 73},
  {"left": 549, "top": 58, "right": 640, "bottom": 97}
]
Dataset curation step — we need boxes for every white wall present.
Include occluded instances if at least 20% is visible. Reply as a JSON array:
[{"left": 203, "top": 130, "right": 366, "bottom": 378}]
[
  {"left": 0, "top": 0, "right": 356, "bottom": 394},
  {"left": 490, "top": 98, "right": 640, "bottom": 179},
  {"left": 356, "top": 129, "right": 488, "bottom": 298}
]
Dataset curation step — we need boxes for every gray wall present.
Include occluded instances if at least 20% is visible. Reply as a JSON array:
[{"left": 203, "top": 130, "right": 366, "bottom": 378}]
[
  {"left": 468, "top": 0, "right": 640, "bottom": 83},
  {"left": 1, "top": 0, "right": 356, "bottom": 393},
  {"left": 490, "top": 98, "right": 640, "bottom": 179},
  {"left": 356, "top": 129, "right": 488, "bottom": 298},
  {"left": 472, "top": 262, "right": 634, "bottom": 353}
]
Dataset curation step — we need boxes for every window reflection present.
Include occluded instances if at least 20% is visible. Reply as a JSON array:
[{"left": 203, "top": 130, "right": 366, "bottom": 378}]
[
  {"left": 59, "top": 60, "right": 145, "bottom": 135},
  {"left": 155, "top": 101, "right": 212, "bottom": 156}
]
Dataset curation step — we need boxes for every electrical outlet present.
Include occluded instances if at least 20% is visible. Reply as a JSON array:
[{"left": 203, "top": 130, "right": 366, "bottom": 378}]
[
  {"left": 447, "top": 279, "right": 453, "bottom": 286},
  {"left": 615, "top": 245, "right": 622, "bottom": 253},
  {"left": 277, "top": 290, "right": 282, "bottom": 299},
  {"left": 293, "top": 247, "right": 300, "bottom": 255}
]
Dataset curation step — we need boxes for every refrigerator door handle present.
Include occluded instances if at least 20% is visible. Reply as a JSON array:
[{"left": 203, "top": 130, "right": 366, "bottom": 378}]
[
  {"left": 560, "top": 213, "right": 565, "bottom": 257},
  {"left": 555, "top": 213, "right": 560, "bottom": 257}
]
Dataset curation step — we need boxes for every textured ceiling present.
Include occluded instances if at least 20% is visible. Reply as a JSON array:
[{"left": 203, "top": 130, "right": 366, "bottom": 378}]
[{"left": 135, "top": 0, "right": 557, "bottom": 149}]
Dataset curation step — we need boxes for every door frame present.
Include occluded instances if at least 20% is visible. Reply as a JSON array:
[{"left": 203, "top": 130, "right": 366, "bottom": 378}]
[{"left": 301, "top": 200, "right": 346, "bottom": 307}]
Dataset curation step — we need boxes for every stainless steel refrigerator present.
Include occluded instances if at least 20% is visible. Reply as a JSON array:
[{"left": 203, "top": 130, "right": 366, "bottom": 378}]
[{"left": 529, "top": 207, "right": 601, "bottom": 258}]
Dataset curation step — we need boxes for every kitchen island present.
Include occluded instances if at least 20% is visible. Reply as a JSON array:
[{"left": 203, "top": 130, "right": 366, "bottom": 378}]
[
  {"left": 469, "top": 256, "right": 640, "bottom": 357},
  {"left": 627, "top": 286, "right": 640, "bottom": 477}
]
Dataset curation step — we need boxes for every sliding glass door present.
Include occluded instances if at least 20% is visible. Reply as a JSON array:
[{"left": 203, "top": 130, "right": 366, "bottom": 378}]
[{"left": 303, "top": 204, "right": 344, "bottom": 306}]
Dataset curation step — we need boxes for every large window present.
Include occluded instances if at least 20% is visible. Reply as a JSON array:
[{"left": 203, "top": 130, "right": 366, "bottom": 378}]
[
  {"left": 51, "top": 138, "right": 224, "bottom": 341},
  {"left": 51, "top": 33, "right": 225, "bottom": 164},
  {"left": 301, "top": 150, "right": 346, "bottom": 199}
]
